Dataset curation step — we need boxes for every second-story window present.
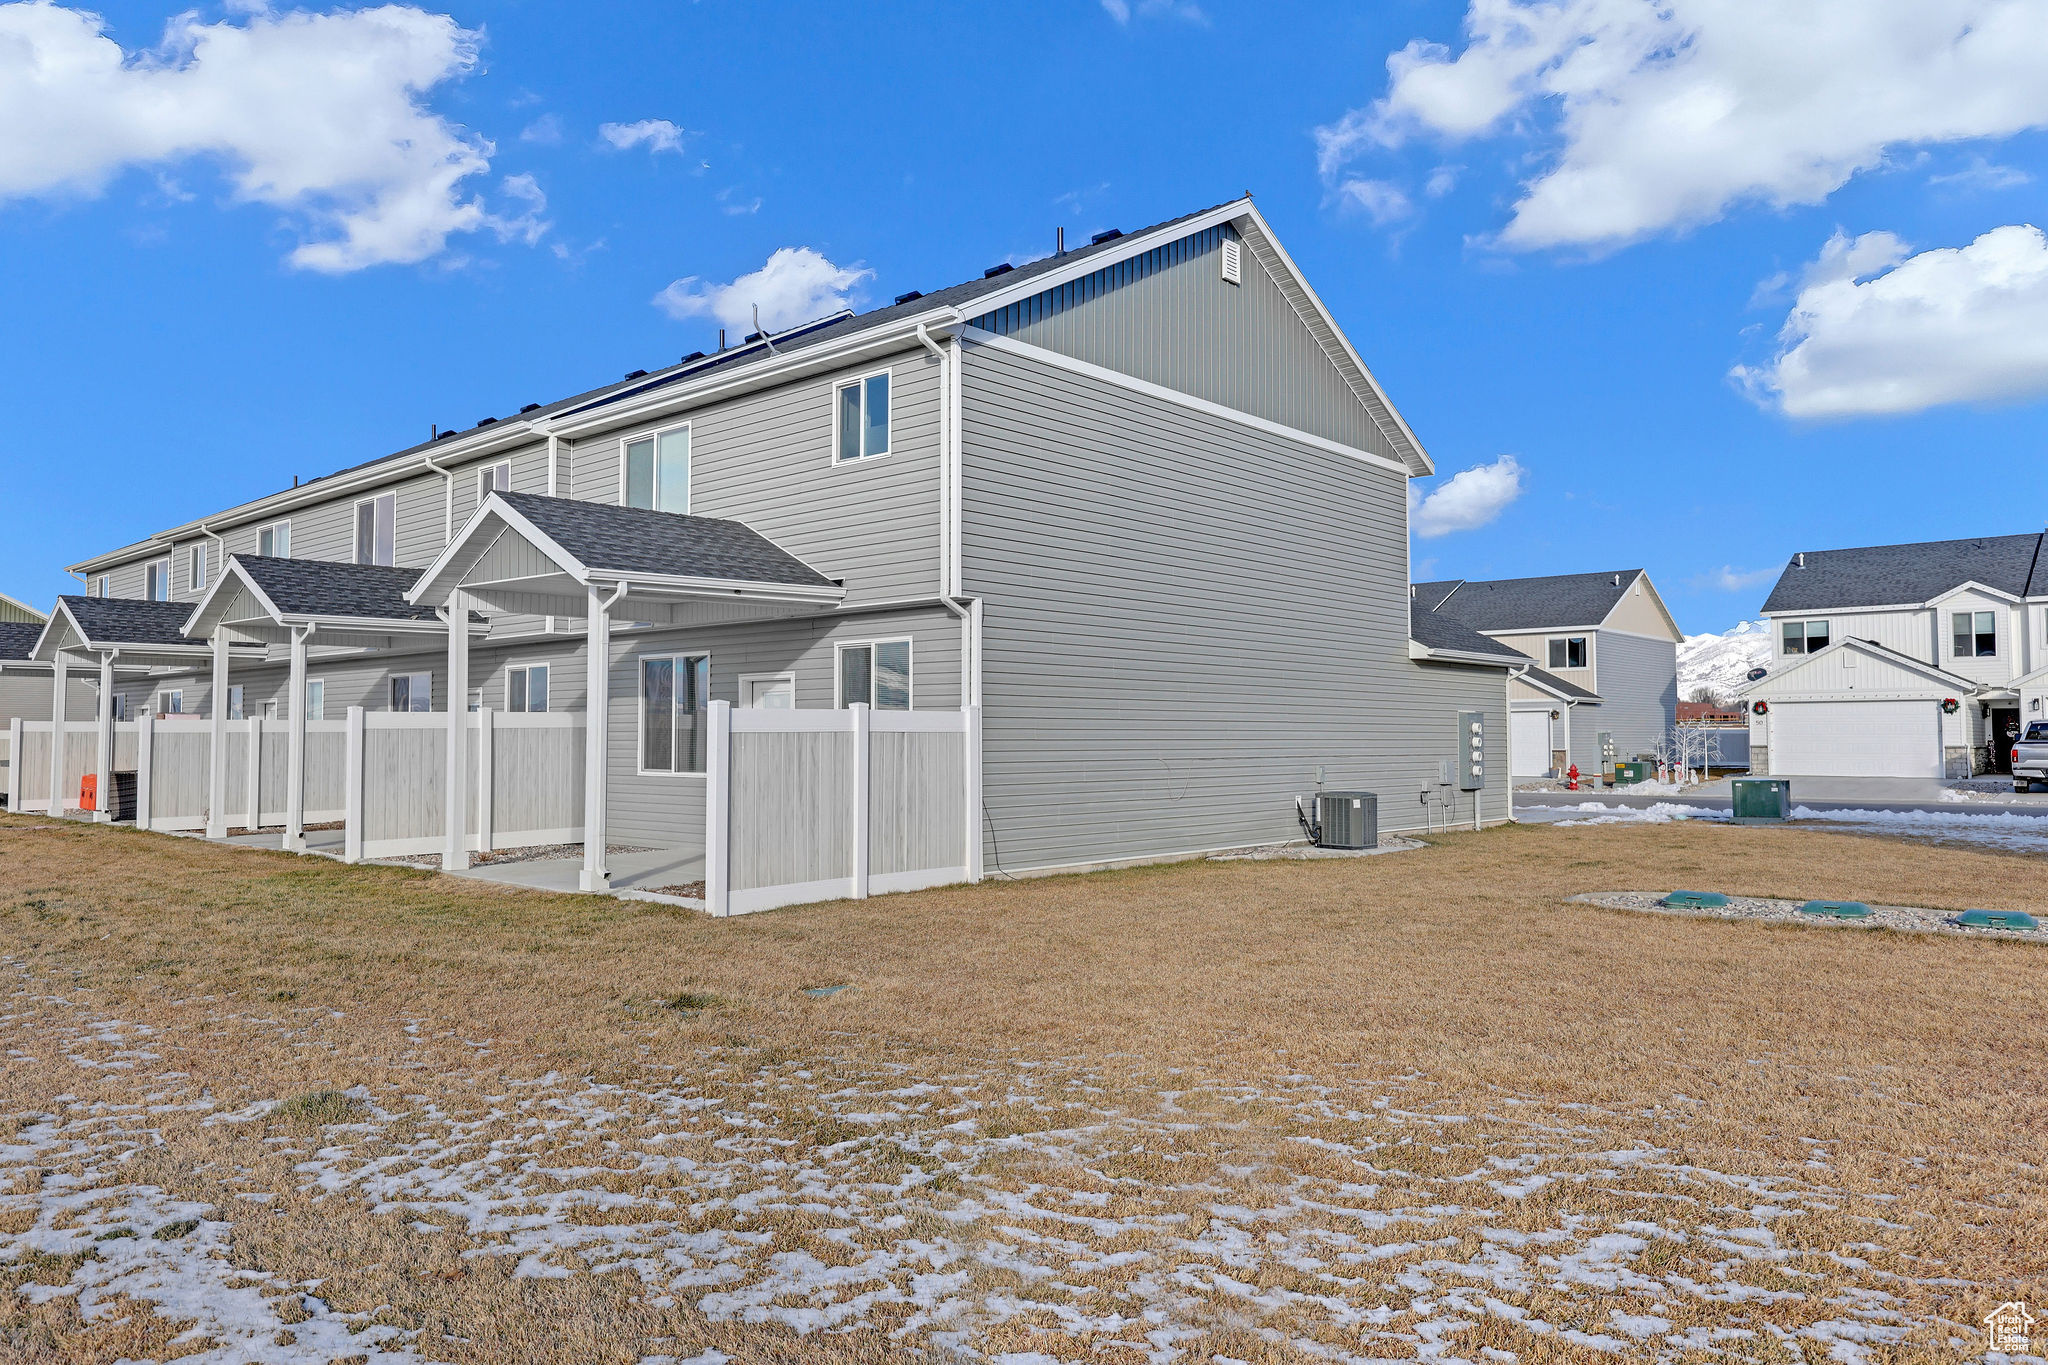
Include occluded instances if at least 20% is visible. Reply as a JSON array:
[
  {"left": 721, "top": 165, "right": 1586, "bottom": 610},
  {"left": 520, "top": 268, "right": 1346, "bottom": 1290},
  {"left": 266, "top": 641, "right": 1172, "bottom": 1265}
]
[
  {"left": 93, "top": 575, "right": 110, "bottom": 598},
  {"left": 478, "top": 461, "right": 511, "bottom": 504},
  {"left": 835, "top": 371, "right": 890, "bottom": 462},
  {"left": 188, "top": 543, "right": 207, "bottom": 592},
  {"left": 623, "top": 426, "right": 689, "bottom": 513},
  {"left": 355, "top": 493, "right": 397, "bottom": 566},
  {"left": 145, "top": 558, "right": 171, "bottom": 601},
  {"left": 1547, "top": 637, "right": 1587, "bottom": 669},
  {"left": 1953, "top": 610, "right": 1997, "bottom": 659},
  {"left": 257, "top": 521, "right": 290, "bottom": 558},
  {"left": 1781, "top": 619, "right": 1829, "bottom": 655}
]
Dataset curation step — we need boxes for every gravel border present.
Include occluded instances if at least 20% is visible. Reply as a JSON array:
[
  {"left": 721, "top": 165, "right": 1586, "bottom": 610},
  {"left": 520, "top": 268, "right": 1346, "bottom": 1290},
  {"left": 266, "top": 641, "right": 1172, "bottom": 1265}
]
[
  {"left": 1211, "top": 836, "right": 1425, "bottom": 861},
  {"left": 1571, "top": 891, "right": 2044, "bottom": 941}
]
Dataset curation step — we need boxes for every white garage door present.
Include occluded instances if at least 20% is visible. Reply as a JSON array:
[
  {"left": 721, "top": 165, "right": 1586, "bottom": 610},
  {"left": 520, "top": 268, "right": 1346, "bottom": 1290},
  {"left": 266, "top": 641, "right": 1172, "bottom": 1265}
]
[
  {"left": 1770, "top": 700, "right": 1941, "bottom": 778},
  {"left": 1511, "top": 710, "right": 1552, "bottom": 777}
]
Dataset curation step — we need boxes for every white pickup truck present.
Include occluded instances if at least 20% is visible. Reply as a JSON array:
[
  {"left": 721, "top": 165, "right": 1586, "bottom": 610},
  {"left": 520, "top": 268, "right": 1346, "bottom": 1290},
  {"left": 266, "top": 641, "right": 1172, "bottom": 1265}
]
[{"left": 2011, "top": 720, "right": 2048, "bottom": 793}]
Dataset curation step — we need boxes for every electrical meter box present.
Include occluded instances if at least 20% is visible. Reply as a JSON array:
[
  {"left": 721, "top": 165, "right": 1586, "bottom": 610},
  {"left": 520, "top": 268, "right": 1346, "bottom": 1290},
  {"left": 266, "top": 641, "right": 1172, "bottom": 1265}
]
[
  {"left": 1598, "top": 730, "right": 1617, "bottom": 779},
  {"left": 1458, "top": 710, "right": 1485, "bottom": 791}
]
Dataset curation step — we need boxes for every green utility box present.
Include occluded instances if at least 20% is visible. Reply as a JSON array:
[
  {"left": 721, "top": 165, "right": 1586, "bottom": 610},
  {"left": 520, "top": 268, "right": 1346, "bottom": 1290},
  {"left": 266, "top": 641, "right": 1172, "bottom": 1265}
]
[
  {"left": 1612, "top": 761, "right": 1655, "bottom": 786},
  {"left": 1731, "top": 777, "right": 1791, "bottom": 824}
]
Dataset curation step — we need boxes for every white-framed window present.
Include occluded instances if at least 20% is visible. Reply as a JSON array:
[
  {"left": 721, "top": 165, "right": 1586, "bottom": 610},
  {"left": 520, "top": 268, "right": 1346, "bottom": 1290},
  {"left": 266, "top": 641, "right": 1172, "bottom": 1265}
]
[
  {"left": 261, "top": 699, "right": 278, "bottom": 721},
  {"left": 739, "top": 672, "right": 795, "bottom": 709},
  {"left": 145, "top": 558, "right": 171, "bottom": 602},
  {"left": 157, "top": 689, "right": 183, "bottom": 716},
  {"left": 93, "top": 575, "right": 109, "bottom": 598},
  {"left": 1547, "top": 636, "right": 1588, "bottom": 670},
  {"left": 306, "top": 679, "right": 325, "bottom": 721},
  {"left": 257, "top": 520, "right": 291, "bottom": 558},
  {"left": 1781, "top": 619, "right": 1829, "bottom": 655},
  {"left": 111, "top": 694, "right": 130, "bottom": 722},
  {"left": 835, "top": 638, "right": 911, "bottom": 710},
  {"left": 639, "top": 653, "right": 710, "bottom": 774},
  {"left": 227, "top": 685, "right": 244, "bottom": 721},
  {"left": 468, "top": 688, "right": 483, "bottom": 713},
  {"left": 389, "top": 672, "right": 431, "bottom": 712},
  {"left": 355, "top": 493, "right": 397, "bottom": 566},
  {"left": 834, "top": 370, "right": 890, "bottom": 462},
  {"left": 506, "top": 663, "right": 550, "bottom": 713},
  {"left": 477, "top": 460, "right": 511, "bottom": 504},
  {"left": 1953, "top": 610, "right": 1998, "bottom": 659},
  {"left": 622, "top": 424, "right": 690, "bottom": 513},
  {"left": 188, "top": 543, "right": 207, "bottom": 592}
]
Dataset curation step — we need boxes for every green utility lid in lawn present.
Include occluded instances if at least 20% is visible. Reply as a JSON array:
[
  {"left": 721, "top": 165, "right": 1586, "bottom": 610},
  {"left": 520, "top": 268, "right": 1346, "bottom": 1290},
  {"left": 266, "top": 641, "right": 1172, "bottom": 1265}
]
[
  {"left": 1661, "top": 890, "right": 1730, "bottom": 908},
  {"left": 1953, "top": 909, "right": 2040, "bottom": 930},
  {"left": 1797, "top": 900, "right": 1872, "bottom": 920}
]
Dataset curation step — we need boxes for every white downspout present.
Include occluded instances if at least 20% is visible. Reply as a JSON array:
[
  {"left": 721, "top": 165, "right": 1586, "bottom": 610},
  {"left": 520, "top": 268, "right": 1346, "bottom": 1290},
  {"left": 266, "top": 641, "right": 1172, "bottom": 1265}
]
[
  {"left": 423, "top": 451, "right": 457, "bottom": 544},
  {"left": 917, "top": 322, "right": 979, "bottom": 709}
]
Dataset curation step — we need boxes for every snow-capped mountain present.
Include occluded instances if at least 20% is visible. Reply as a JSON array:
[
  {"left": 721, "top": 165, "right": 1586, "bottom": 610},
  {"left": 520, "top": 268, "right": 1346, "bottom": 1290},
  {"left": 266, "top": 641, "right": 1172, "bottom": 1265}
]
[{"left": 1677, "top": 620, "right": 1774, "bottom": 701}]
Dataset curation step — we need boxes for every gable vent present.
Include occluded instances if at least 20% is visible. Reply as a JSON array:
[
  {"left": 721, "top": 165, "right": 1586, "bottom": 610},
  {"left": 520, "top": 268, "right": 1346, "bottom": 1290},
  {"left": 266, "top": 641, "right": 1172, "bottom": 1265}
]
[{"left": 1220, "top": 236, "right": 1241, "bottom": 285}]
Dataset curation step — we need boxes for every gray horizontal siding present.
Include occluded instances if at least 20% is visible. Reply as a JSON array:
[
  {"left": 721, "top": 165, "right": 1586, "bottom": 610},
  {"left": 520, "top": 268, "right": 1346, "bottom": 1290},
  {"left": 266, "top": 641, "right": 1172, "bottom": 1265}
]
[
  {"left": 972, "top": 224, "right": 1397, "bottom": 462},
  {"left": 1595, "top": 631, "right": 1678, "bottom": 761},
  {"left": 960, "top": 339, "right": 1505, "bottom": 872},
  {"left": 0, "top": 673, "right": 96, "bottom": 727}
]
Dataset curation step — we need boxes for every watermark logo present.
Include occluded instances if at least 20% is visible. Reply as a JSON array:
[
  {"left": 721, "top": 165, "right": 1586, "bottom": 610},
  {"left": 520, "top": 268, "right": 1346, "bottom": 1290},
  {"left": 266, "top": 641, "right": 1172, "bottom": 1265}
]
[{"left": 1986, "top": 1302, "right": 2036, "bottom": 1354}]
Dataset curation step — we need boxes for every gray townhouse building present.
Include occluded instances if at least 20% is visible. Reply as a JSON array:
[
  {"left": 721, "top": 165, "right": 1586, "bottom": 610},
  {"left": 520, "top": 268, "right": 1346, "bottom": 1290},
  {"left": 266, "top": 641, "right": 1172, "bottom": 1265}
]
[{"left": 32, "top": 197, "right": 1519, "bottom": 881}]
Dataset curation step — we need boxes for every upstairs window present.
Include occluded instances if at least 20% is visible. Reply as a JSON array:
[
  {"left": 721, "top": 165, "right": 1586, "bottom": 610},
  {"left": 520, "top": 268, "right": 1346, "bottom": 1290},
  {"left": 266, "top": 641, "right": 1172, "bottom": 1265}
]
[
  {"left": 835, "top": 371, "right": 890, "bottom": 462},
  {"left": 837, "top": 639, "right": 911, "bottom": 709},
  {"left": 93, "top": 575, "right": 109, "bottom": 598},
  {"left": 389, "top": 672, "right": 431, "bottom": 712},
  {"left": 227, "top": 685, "right": 244, "bottom": 721},
  {"left": 145, "top": 558, "right": 171, "bottom": 602},
  {"left": 306, "top": 679, "right": 325, "bottom": 721},
  {"left": 257, "top": 520, "right": 290, "bottom": 558},
  {"left": 1953, "top": 610, "right": 1997, "bottom": 659},
  {"left": 355, "top": 494, "right": 396, "bottom": 566},
  {"left": 1781, "top": 619, "right": 1829, "bottom": 655},
  {"left": 640, "top": 653, "right": 710, "bottom": 773},
  {"left": 478, "top": 460, "right": 511, "bottom": 503},
  {"left": 1546, "top": 636, "right": 1588, "bottom": 670},
  {"left": 188, "top": 543, "right": 207, "bottom": 592},
  {"left": 623, "top": 425, "right": 690, "bottom": 513},
  {"left": 506, "top": 663, "right": 549, "bottom": 713}
]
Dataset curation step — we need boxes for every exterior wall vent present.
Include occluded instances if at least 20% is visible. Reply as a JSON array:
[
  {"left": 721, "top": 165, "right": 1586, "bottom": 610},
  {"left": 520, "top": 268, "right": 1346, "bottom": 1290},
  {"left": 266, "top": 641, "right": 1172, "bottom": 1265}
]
[{"left": 1220, "top": 237, "right": 1242, "bottom": 285}]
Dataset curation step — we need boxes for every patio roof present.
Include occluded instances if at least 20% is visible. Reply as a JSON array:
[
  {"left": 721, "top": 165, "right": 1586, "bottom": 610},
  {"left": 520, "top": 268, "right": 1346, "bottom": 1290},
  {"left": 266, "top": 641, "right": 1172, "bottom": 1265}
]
[
  {"left": 33, "top": 596, "right": 253, "bottom": 669},
  {"left": 406, "top": 492, "right": 846, "bottom": 624},
  {"left": 183, "top": 555, "right": 484, "bottom": 650}
]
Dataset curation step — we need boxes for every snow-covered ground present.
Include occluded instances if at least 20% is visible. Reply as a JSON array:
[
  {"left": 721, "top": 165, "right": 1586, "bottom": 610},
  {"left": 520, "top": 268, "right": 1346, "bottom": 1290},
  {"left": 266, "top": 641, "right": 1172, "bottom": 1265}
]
[
  {"left": 1531, "top": 798, "right": 2048, "bottom": 853},
  {"left": 1678, "top": 619, "right": 1773, "bottom": 700}
]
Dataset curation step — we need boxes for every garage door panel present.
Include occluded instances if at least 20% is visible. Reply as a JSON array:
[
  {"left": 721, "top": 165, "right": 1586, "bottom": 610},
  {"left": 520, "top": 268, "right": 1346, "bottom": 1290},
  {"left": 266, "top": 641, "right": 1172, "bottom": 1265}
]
[
  {"left": 1772, "top": 700, "right": 1940, "bottom": 778},
  {"left": 1512, "top": 711, "right": 1550, "bottom": 776}
]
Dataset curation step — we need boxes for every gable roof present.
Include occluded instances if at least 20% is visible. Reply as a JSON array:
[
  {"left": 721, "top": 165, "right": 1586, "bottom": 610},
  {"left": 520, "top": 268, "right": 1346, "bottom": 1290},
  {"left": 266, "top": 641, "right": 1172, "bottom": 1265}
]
[
  {"left": 1735, "top": 635, "right": 1973, "bottom": 695},
  {"left": 0, "top": 622, "right": 42, "bottom": 661},
  {"left": 1760, "top": 533, "right": 2046, "bottom": 613},
  {"left": 490, "top": 493, "right": 839, "bottom": 587},
  {"left": 50, "top": 596, "right": 197, "bottom": 647},
  {"left": 1409, "top": 603, "right": 1532, "bottom": 663},
  {"left": 234, "top": 556, "right": 441, "bottom": 623},
  {"left": 1424, "top": 570, "right": 1647, "bottom": 633}
]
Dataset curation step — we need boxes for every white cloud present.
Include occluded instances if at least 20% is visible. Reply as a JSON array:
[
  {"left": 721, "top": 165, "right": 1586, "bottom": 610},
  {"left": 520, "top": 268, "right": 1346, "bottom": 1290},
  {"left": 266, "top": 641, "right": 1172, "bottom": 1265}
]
[
  {"left": 0, "top": 1, "right": 519, "bottom": 272},
  {"left": 519, "top": 113, "right": 563, "bottom": 146},
  {"left": 1691, "top": 564, "right": 1779, "bottom": 592},
  {"left": 653, "top": 247, "right": 872, "bottom": 333},
  {"left": 1335, "top": 177, "right": 1412, "bottom": 226},
  {"left": 1101, "top": 0, "right": 1206, "bottom": 24},
  {"left": 1736, "top": 224, "right": 2048, "bottom": 418},
  {"left": 1928, "top": 156, "right": 2033, "bottom": 191},
  {"left": 1410, "top": 454, "right": 1524, "bottom": 538},
  {"left": 1320, "top": 0, "right": 2048, "bottom": 252},
  {"left": 487, "top": 173, "right": 548, "bottom": 247},
  {"left": 1422, "top": 164, "right": 1461, "bottom": 199},
  {"left": 598, "top": 119, "right": 684, "bottom": 154}
]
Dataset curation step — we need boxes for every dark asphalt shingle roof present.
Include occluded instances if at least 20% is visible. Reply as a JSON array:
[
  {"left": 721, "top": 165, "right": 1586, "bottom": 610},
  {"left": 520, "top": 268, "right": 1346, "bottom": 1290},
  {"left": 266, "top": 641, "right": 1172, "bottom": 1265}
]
[
  {"left": 1410, "top": 604, "right": 1531, "bottom": 661},
  {"left": 1759, "top": 533, "right": 2046, "bottom": 613},
  {"left": 235, "top": 556, "right": 440, "bottom": 622},
  {"left": 501, "top": 493, "right": 837, "bottom": 588},
  {"left": 0, "top": 622, "right": 42, "bottom": 661},
  {"left": 1410, "top": 580, "right": 1463, "bottom": 612},
  {"left": 1424, "top": 570, "right": 1645, "bottom": 632},
  {"left": 56, "top": 597, "right": 198, "bottom": 646},
  {"left": 1517, "top": 664, "right": 1601, "bottom": 702}
]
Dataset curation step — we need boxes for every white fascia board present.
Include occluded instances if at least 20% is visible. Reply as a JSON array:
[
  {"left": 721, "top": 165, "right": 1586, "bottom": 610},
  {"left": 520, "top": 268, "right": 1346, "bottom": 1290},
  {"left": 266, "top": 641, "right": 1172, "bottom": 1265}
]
[
  {"left": 182, "top": 558, "right": 282, "bottom": 639},
  {"left": 586, "top": 569, "right": 846, "bottom": 603},
  {"left": 1765, "top": 601, "right": 1928, "bottom": 617},
  {"left": 1409, "top": 640, "right": 1523, "bottom": 668},
  {"left": 963, "top": 329, "right": 1411, "bottom": 479},
  {"left": 1927, "top": 580, "right": 2026, "bottom": 607},
  {"left": 406, "top": 498, "right": 586, "bottom": 605},
  {"left": 1479, "top": 624, "right": 1603, "bottom": 637}
]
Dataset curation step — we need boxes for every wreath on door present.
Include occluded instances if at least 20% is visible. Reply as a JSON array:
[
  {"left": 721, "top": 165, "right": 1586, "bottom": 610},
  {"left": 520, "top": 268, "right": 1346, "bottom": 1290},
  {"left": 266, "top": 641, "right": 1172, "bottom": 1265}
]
[{"left": 1752, "top": 700, "right": 1768, "bottom": 715}]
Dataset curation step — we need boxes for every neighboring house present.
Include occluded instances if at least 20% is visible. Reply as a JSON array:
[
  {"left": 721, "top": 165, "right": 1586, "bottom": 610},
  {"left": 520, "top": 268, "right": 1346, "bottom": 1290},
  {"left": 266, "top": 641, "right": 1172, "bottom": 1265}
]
[
  {"left": 0, "top": 592, "right": 44, "bottom": 624},
  {"left": 1742, "top": 533, "right": 2048, "bottom": 779},
  {"left": 31, "top": 197, "right": 1519, "bottom": 877},
  {"left": 1413, "top": 571, "right": 1682, "bottom": 778},
  {"left": 2, "top": 610, "right": 93, "bottom": 728}
]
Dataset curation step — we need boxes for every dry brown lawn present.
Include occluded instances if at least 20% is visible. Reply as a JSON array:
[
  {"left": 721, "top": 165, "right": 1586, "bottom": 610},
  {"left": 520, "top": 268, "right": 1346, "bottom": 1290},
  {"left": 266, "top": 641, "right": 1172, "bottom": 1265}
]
[{"left": 1, "top": 811, "right": 2044, "bottom": 1363}]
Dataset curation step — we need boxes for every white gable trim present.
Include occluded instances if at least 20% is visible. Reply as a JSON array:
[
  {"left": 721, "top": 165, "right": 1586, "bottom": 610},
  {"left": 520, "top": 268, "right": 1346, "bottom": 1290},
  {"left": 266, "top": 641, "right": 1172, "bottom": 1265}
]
[
  {"left": 1927, "top": 580, "right": 2025, "bottom": 608},
  {"left": 1737, "top": 637, "right": 1972, "bottom": 696}
]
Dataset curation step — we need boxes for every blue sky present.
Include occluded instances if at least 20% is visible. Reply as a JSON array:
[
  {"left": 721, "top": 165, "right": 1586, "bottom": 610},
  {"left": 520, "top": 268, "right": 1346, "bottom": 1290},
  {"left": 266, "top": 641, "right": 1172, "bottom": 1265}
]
[{"left": 4, "top": 0, "right": 2047, "bottom": 635}]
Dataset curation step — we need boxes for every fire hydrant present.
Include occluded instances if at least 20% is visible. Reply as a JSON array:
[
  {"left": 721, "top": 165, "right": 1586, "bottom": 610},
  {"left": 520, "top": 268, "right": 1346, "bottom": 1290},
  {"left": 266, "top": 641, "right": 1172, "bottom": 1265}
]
[{"left": 1566, "top": 764, "right": 1580, "bottom": 791}]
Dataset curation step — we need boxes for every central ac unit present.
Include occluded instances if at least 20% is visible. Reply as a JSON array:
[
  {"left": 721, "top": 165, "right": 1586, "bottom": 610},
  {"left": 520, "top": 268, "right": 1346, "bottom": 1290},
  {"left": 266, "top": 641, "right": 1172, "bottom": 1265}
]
[{"left": 1314, "top": 791, "right": 1378, "bottom": 850}]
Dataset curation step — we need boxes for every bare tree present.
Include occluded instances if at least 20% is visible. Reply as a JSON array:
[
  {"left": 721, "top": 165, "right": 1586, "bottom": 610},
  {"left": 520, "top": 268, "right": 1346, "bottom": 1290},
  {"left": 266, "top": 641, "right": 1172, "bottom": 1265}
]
[
  {"left": 1686, "top": 685, "right": 1726, "bottom": 707},
  {"left": 1656, "top": 725, "right": 1724, "bottom": 785}
]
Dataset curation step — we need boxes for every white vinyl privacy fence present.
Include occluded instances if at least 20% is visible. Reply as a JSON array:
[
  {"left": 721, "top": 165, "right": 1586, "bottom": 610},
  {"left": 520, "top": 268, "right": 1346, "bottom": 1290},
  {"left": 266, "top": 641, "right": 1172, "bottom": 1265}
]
[
  {"left": 706, "top": 701, "right": 981, "bottom": 916},
  {"left": 6, "top": 720, "right": 97, "bottom": 814},
  {"left": 343, "top": 709, "right": 585, "bottom": 860}
]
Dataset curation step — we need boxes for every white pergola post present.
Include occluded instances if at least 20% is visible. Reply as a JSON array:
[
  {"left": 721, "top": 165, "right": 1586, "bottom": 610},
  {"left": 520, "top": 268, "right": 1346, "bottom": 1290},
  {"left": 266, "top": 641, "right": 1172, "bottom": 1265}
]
[
  {"left": 94, "top": 652, "right": 115, "bottom": 822},
  {"left": 443, "top": 588, "right": 471, "bottom": 871},
  {"left": 285, "top": 626, "right": 309, "bottom": 851},
  {"left": 579, "top": 584, "right": 612, "bottom": 893},
  {"left": 48, "top": 650, "right": 68, "bottom": 815},
  {"left": 206, "top": 630, "right": 230, "bottom": 839}
]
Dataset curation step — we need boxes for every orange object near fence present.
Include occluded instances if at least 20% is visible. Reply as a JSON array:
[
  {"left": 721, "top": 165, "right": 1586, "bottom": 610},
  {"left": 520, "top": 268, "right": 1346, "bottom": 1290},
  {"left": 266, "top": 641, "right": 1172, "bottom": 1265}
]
[{"left": 80, "top": 773, "right": 98, "bottom": 811}]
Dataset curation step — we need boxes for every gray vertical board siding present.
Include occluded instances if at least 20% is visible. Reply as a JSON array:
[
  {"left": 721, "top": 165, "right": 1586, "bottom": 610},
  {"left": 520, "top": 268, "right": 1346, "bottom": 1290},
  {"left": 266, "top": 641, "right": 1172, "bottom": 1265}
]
[
  {"left": 971, "top": 226, "right": 1399, "bottom": 463},
  {"left": 604, "top": 606, "right": 962, "bottom": 847},
  {"left": 566, "top": 346, "right": 944, "bottom": 604},
  {"left": 959, "top": 342, "right": 1505, "bottom": 872},
  {"left": 870, "top": 730, "right": 967, "bottom": 876},
  {"left": 1594, "top": 631, "right": 1679, "bottom": 760},
  {"left": 730, "top": 731, "right": 855, "bottom": 892}
]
